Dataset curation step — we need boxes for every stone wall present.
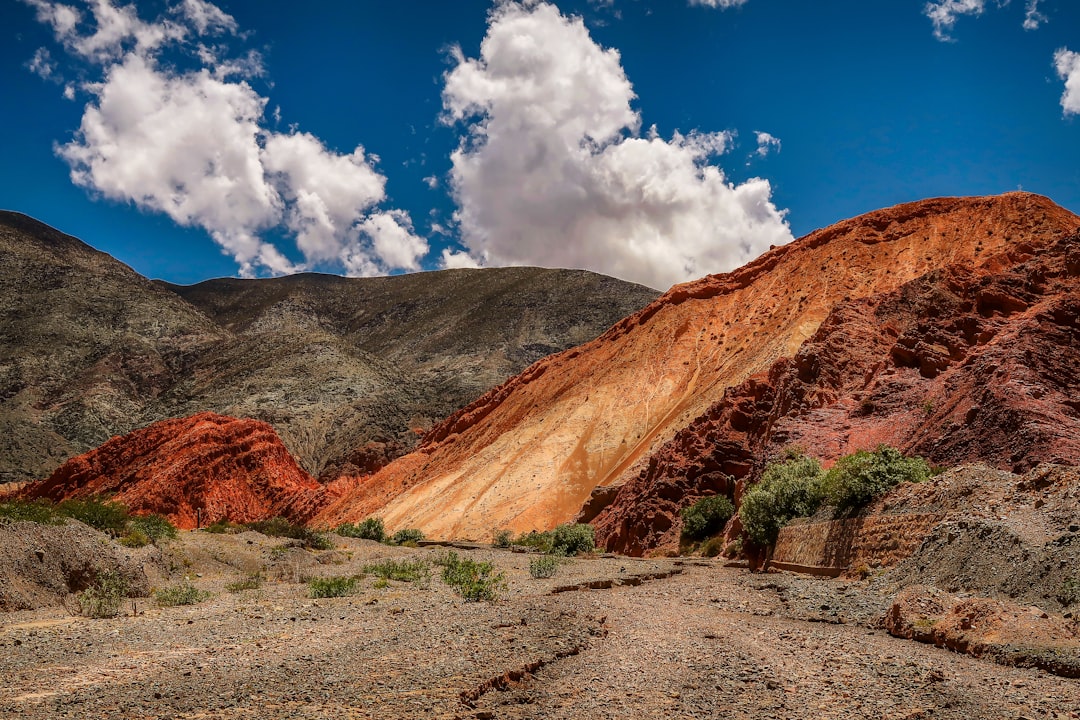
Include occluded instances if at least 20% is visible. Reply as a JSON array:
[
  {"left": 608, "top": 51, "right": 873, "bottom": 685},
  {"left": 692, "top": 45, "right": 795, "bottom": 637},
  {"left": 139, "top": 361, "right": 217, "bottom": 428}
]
[{"left": 770, "top": 513, "right": 944, "bottom": 574}]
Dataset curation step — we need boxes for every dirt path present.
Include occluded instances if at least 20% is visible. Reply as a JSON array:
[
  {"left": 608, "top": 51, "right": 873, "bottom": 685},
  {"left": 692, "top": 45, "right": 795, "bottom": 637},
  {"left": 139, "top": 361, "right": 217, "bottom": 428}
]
[
  {"left": 1, "top": 538, "right": 1078, "bottom": 720},
  {"left": 475, "top": 567, "right": 1080, "bottom": 720}
]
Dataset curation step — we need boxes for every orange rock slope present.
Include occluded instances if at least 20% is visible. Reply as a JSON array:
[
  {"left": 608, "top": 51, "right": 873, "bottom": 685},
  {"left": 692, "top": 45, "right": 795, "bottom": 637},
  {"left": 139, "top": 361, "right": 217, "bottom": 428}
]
[
  {"left": 314, "top": 193, "right": 1080, "bottom": 539},
  {"left": 19, "top": 413, "right": 330, "bottom": 529}
]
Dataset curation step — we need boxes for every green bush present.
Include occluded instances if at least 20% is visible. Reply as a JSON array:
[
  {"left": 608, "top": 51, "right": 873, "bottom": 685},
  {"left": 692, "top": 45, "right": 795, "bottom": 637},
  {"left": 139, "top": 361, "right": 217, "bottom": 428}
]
[
  {"left": 128, "top": 514, "right": 178, "bottom": 544},
  {"left": 492, "top": 528, "right": 513, "bottom": 548},
  {"left": 303, "top": 531, "right": 334, "bottom": 551},
  {"left": 700, "top": 536, "right": 725, "bottom": 558},
  {"left": 119, "top": 529, "right": 151, "bottom": 548},
  {"left": 308, "top": 575, "right": 361, "bottom": 598},
  {"left": 0, "top": 498, "right": 63, "bottom": 524},
  {"left": 529, "top": 555, "right": 559, "bottom": 579},
  {"left": 439, "top": 551, "right": 507, "bottom": 602},
  {"left": 57, "top": 497, "right": 130, "bottom": 536},
  {"left": 822, "top": 445, "right": 930, "bottom": 513},
  {"left": 363, "top": 559, "right": 431, "bottom": 586},
  {"left": 77, "top": 570, "right": 129, "bottom": 618},
  {"left": 245, "top": 516, "right": 300, "bottom": 538},
  {"left": 154, "top": 582, "right": 211, "bottom": 607},
  {"left": 389, "top": 528, "right": 425, "bottom": 546},
  {"left": 225, "top": 573, "right": 264, "bottom": 593},
  {"left": 550, "top": 523, "right": 595, "bottom": 556},
  {"left": 739, "top": 454, "right": 825, "bottom": 547},
  {"left": 513, "top": 530, "right": 554, "bottom": 553},
  {"left": 203, "top": 519, "right": 242, "bottom": 534},
  {"left": 336, "top": 517, "right": 386, "bottom": 542},
  {"left": 680, "top": 495, "right": 736, "bottom": 540}
]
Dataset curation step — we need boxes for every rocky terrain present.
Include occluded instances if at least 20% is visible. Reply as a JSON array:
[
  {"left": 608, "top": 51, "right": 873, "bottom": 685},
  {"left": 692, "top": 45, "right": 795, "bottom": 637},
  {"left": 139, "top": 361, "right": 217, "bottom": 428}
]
[
  {"left": 314, "top": 192, "right": 1080, "bottom": 542},
  {"left": 0, "top": 525, "right": 1077, "bottom": 719},
  {"left": 0, "top": 211, "right": 657, "bottom": 483},
  {"left": 592, "top": 225, "right": 1080, "bottom": 553}
]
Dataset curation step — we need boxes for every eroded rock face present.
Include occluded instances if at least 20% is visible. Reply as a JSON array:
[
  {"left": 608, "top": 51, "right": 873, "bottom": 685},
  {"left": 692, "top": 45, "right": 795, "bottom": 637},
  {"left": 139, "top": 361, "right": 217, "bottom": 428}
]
[
  {"left": 316, "top": 194, "right": 1080, "bottom": 539},
  {"left": 18, "top": 413, "right": 328, "bottom": 529},
  {"left": 593, "top": 227, "right": 1080, "bottom": 555}
]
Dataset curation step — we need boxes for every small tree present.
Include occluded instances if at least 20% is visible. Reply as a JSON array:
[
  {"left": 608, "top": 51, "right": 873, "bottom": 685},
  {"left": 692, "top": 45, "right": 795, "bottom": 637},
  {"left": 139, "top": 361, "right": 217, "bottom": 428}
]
[
  {"left": 822, "top": 445, "right": 930, "bottom": 512},
  {"left": 680, "top": 495, "right": 736, "bottom": 540},
  {"left": 739, "top": 453, "right": 825, "bottom": 547}
]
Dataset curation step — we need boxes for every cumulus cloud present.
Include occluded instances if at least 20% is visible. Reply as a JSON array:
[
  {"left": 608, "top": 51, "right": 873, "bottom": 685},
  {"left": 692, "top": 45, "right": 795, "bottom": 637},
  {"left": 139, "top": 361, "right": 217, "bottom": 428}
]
[
  {"left": 1055, "top": 48, "right": 1080, "bottom": 116},
  {"left": 26, "top": 47, "right": 57, "bottom": 79},
  {"left": 925, "top": 0, "right": 990, "bottom": 41},
  {"left": 442, "top": 1, "right": 791, "bottom": 290},
  {"left": 754, "top": 131, "right": 781, "bottom": 158},
  {"left": 25, "top": 0, "right": 424, "bottom": 277}
]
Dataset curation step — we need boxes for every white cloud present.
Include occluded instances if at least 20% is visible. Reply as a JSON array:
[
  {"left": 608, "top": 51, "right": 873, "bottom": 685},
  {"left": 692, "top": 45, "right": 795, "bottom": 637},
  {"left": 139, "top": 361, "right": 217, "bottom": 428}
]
[
  {"left": 754, "top": 131, "right": 781, "bottom": 157},
  {"left": 1055, "top": 48, "right": 1080, "bottom": 116},
  {"left": 442, "top": 1, "right": 791, "bottom": 290},
  {"left": 27, "top": 0, "right": 424, "bottom": 278},
  {"left": 423, "top": 175, "right": 439, "bottom": 189},
  {"left": 925, "top": 0, "right": 989, "bottom": 41},
  {"left": 688, "top": 0, "right": 749, "bottom": 7},
  {"left": 1023, "top": 0, "right": 1046, "bottom": 30},
  {"left": 440, "top": 248, "right": 482, "bottom": 270},
  {"left": 27, "top": 47, "right": 57, "bottom": 79}
]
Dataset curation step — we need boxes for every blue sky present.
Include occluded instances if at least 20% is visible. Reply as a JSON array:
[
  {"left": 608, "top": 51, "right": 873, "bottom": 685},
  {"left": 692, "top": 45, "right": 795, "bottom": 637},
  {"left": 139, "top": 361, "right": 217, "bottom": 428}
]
[{"left": 2, "top": 0, "right": 1079, "bottom": 288}]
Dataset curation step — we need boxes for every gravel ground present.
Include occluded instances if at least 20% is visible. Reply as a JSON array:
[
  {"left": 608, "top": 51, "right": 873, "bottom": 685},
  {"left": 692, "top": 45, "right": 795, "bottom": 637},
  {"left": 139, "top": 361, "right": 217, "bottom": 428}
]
[{"left": 1, "top": 533, "right": 1078, "bottom": 719}]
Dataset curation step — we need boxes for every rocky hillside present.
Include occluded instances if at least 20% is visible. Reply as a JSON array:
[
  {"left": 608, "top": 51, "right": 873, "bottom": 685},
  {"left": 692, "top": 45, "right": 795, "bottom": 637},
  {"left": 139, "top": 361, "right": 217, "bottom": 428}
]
[
  {"left": 593, "top": 225, "right": 1080, "bottom": 553},
  {"left": 0, "top": 211, "right": 658, "bottom": 482},
  {"left": 314, "top": 193, "right": 1080, "bottom": 541}
]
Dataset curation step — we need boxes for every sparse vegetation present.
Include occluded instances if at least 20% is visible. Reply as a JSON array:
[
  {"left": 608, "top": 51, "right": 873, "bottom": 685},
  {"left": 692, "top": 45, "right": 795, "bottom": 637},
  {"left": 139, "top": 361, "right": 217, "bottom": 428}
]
[
  {"left": 388, "top": 528, "right": 425, "bottom": 546},
  {"left": 335, "top": 517, "right": 386, "bottom": 542},
  {"left": 363, "top": 558, "right": 431, "bottom": 586},
  {"left": 822, "top": 445, "right": 931, "bottom": 513},
  {"left": 57, "top": 497, "right": 130, "bottom": 536},
  {"left": 129, "top": 513, "right": 178, "bottom": 544},
  {"left": 739, "top": 452, "right": 825, "bottom": 547},
  {"left": 551, "top": 523, "right": 595, "bottom": 556},
  {"left": 154, "top": 581, "right": 211, "bottom": 606},
  {"left": 244, "top": 517, "right": 333, "bottom": 550},
  {"left": 513, "top": 529, "right": 554, "bottom": 553},
  {"left": 438, "top": 551, "right": 507, "bottom": 602},
  {"left": 1058, "top": 577, "right": 1080, "bottom": 607},
  {"left": 119, "top": 529, "right": 151, "bottom": 547},
  {"left": 225, "top": 573, "right": 264, "bottom": 593},
  {"left": 700, "top": 536, "right": 725, "bottom": 558},
  {"left": 308, "top": 575, "right": 361, "bottom": 598},
  {"left": 492, "top": 528, "right": 513, "bottom": 548},
  {"left": 0, "top": 498, "right": 64, "bottom": 525},
  {"left": 203, "top": 519, "right": 243, "bottom": 534},
  {"left": 680, "top": 494, "right": 735, "bottom": 541},
  {"left": 77, "top": 570, "right": 129, "bottom": 618},
  {"left": 529, "top": 555, "right": 559, "bottom": 578}
]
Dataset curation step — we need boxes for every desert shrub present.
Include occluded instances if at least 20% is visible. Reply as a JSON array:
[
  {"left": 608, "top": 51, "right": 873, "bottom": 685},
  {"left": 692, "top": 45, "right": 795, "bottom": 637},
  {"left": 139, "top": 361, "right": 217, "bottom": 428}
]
[
  {"left": 700, "top": 536, "right": 726, "bottom": 558},
  {"left": 550, "top": 523, "right": 595, "bottom": 556},
  {"left": 0, "top": 498, "right": 63, "bottom": 524},
  {"left": 513, "top": 530, "right": 554, "bottom": 553},
  {"left": 154, "top": 581, "right": 211, "bottom": 607},
  {"left": 128, "top": 514, "right": 178, "bottom": 544},
  {"left": 308, "top": 575, "right": 361, "bottom": 598},
  {"left": 440, "top": 551, "right": 507, "bottom": 602},
  {"left": 739, "top": 454, "right": 825, "bottom": 547},
  {"left": 303, "top": 531, "right": 334, "bottom": 551},
  {"left": 203, "top": 519, "right": 242, "bottom": 534},
  {"left": 363, "top": 559, "right": 431, "bottom": 586},
  {"left": 58, "top": 497, "right": 130, "bottom": 536},
  {"left": 529, "top": 555, "right": 559, "bottom": 578},
  {"left": 225, "top": 573, "right": 264, "bottom": 593},
  {"left": 822, "top": 445, "right": 930, "bottom": 513},
  {"left": 1059, "top": 578, "right": 1080, "bottom": 607},
  {"left": 336, "top": 517, "right": 386, "bottom": 542},
  {"left": 77, "top": 570, "right": 129, "bottom": 618},
  {"left": 680, "top": 495, "right": 736, "bottom": 541},
  {"left": 119, "top": 529, "right": 151, "bottom": 548},
  {"left": 492, "top": 528, "right": 514, "bottom": 548},
  {"left": 388, "top": 528, "right": 425, "bottom": 546},
  {"left": 245, "top": 516, "right": 300, "bottom": 538}
]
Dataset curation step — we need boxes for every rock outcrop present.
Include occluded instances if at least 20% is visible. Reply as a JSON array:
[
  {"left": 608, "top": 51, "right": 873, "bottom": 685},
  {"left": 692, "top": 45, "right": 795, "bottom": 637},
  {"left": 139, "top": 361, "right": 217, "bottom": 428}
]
[
  {"left": 314, "top": 193, "right": 1080, "bottom": 543},
  {"left": 18, "top": 413, "right": 328, "bottom": 529},
  {"left": 591, "top": 222, "right": 1080, "bottom": 554}
]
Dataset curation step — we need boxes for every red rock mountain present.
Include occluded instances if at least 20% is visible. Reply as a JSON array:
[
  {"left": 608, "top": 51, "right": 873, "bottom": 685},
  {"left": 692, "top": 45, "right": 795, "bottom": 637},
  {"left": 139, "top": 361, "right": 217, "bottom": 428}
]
[
  {"left": 314, "top": 193, "right": 1080, "bottom": 542},
  {"left": 19, "top": 413, "right": 328, "bottom": 529}
]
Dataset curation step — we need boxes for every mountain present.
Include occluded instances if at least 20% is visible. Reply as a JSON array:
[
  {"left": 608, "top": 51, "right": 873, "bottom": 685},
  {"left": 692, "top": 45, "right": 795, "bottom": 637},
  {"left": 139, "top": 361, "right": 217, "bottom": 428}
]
[
  {"left": 22, "top": 412, "right": 328, "bottom": 529},
  {"left": 0, "top": 211, "right": 659, "bottom": 483},
  {"left": 313, "top": 193, "right": 1080, "bottom": 543}
]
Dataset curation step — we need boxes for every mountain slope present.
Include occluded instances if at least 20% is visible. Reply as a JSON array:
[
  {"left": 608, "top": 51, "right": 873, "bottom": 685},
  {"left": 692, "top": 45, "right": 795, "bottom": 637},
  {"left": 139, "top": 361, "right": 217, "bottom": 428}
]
[
  {"left": 314, "top": 193, "right": 1080, "bottom": 540},
  {"left": 0, "top": 211, "right": 658, "bottom": 483}
]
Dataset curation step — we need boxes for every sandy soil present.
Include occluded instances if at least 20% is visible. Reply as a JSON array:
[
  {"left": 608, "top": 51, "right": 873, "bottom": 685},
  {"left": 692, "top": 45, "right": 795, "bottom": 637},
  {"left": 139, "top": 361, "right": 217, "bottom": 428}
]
[{"left": 0, "top": 532, "right": 1078, "bottom": 719}]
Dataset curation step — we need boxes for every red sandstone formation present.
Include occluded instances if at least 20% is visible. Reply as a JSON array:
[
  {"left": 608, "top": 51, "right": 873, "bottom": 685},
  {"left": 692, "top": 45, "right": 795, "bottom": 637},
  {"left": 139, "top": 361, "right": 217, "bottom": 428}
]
[
  {"left": 592, "top": 228, "right": 1080, "bottom": 554},
  {"left": 19, "top": 413, "right": 330, "bottom": 529},
  {"left": 315, "top": 193, "right": 1080, "bottom": 541}
]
